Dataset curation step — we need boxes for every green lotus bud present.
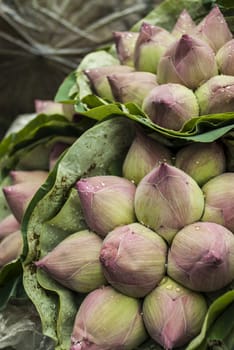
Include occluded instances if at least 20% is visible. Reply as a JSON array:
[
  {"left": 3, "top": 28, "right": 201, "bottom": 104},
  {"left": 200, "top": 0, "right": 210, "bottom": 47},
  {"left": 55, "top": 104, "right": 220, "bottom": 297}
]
[
  {"left": 84, "top": 65, "right": 133, "bottom": 100},
  {"left": 3, "top": 172, "right": 48, "bottom": 222},
  {"left": 216, "top": 39, "right": 234, "bottom": 75},
  {"left": 157, "top": 34, "right": 218, "bottom": 89},
  {"left": 99, "top": 223, "right": 167, "bottom": 297},
  {"left": 175, "top": 141, "right": 226, "bottom": 186},
  {"left": 142, "top": 83, "right": 199, "bottom": 130},
  {"left": 76, "top": 176, "right": 136, "bottom": 237},
  {"left": 107, "top": 71, "right": 157, "bottom": 106},
  {"left": 143, "top": 277, "right": 207, "bottom": 349},
  {"left": 70, "top": 286, "right": 147, "bottom": 350},
  {"left": 201, "top": 173, "right": 234, "bottom": 232},
  {"left": 195, "top": 75, "right": 234, "bottom": 115},
  {"left": 134, "top": 163, "right": 204, "bottom": 243},
  {"left": 35, "top": 230, "right": 106, "bottom": 293},
  {"left": 122, "top": 130, "right": 172, "bottom": 184},
  {"left": 113, "top": 31, "right": 139, "bottom": 67},
  {"left": 0, "top": 214, "right": 20, "bottom": 240},
  {"left": 134, "top": 22, "right": 175, "bottom": 73},
  {"left": 0, "top": 230, "right": 23, "bottom": 267},
  {"left": 167, "top": 222, "right": 234, "bottom": 292},
  {"left": 171, "top": 9, "right": 196, "bottom": 38},
  {"left": 193, "top": 5, "right": 232, "bottom": 53}
]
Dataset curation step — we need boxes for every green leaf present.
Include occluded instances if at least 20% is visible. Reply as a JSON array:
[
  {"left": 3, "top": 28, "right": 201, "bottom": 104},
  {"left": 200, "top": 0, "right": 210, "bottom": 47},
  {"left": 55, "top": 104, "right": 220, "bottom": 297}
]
[{"left": 54, "top": 71, "right": 78, "bottom": 103}]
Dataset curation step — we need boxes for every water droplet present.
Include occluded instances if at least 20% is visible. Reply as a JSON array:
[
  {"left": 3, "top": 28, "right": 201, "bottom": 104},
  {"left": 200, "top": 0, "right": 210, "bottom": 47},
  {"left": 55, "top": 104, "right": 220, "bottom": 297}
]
[
  {"left": 195, "top": 160, "right": 200, "bottom": 165},
  {"left": 166, "top": 284, "right": 172, "bottom": 290},
  {"left": 195, "top": 225, "right": 200, "bottom": 230},
  {"left": 176, "top": 288, "right": 181, "bottom": 292}
]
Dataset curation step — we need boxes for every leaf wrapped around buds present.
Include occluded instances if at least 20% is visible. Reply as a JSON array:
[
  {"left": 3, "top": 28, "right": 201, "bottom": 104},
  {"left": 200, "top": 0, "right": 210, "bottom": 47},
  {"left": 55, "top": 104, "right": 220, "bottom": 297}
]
[
  {"left": 201, "top": 173, "right": 234, "bottom": 232},
  {"left": 192, "top": 5, "right": 232, "bottom": 53},
  {"left": 134, "top": 22, "right": 175, "bottom": 73},
  {"left": 99, "top": 223, "right": 167, "bottom": 297},
  {"left": 107, "top": 71, "right": 157, "bottom": 106},
  {"left": 167, "top": 222, "right": 234, "bottom": 292},
  {"left": 0, "top": 230, "right": 23, "bottom": 267},
  {"left": 143, "top": 277, "right": 207, "bottom": 349},
  {"left": 123, "top": 130, "right": 172, "bottom": 184},
  {"left": 195, "top": 75, "right": 234, "bottom": 115},
  {"left": 142, "top": 83, "right": 199, "bottom": 130},
  {"left": 157, "top": 34, "right": 218, "bottom": 89},
  {"left": 216, "top": 39, "right": 234, "bottom": 75},
  {"left": 84, "top": 65, "right": 133, "bottom": 100},
  {"left": 134, "top": 163, "right": 204, "bottom": 243},
  {"left": 35, "top": 230, "right": 106, "bottom": 293},
  {"left": 76, "top": 175, "right": 136, "bottom": 237},
  {"left": 171, "top": 9, "right": 196, "bottom": 38},
  {"left": 175, "top": 141, "right": 226, "bottom": 186},
  {"left": 3, "top": 171, "right": 49, "bottom": 222},
  {"left": 70, "top": 286, "right": 147, "bottom": 350},
  {"left": 113, "top": 31, "right": 139, "bottom": 67},
  {"left": 0, "top": 214, "right": 20, "bottom": 240}
]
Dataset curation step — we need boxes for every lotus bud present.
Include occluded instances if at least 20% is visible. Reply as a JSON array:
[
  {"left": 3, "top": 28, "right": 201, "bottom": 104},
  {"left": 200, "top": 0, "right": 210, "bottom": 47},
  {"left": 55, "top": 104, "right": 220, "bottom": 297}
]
[
  {"left": 113, "top": 31, "right": 139, "bottom": 67},
  {"left": 134, "top": 22, "right": 175, "bottom": 73},
  {"left": 3, "top": 171, "right": 48, "bottom": 222},
  {"left": 143, "top": 277, "right": 207, "bottom": 349},
  {"left": 0, "top": 214, "right": 20, "bottom": 240},
  {"left": 107, "top": 71, "right": 157, "bottom": 106},
  {"left": 70, "top": 285, "right": 147, "bottom": 350},
  {"left": 99, "top": 223, "right": 167, "bottom": 298},
  {"left": 35, "top": 230, "right": 106, "bottom": 293},
  {"left": 175, "top": 141, "right": 226, "bottom": 186},
  {"left": 84, "top": 65, "right": 133, "bottom": 101},
  {"left": 142, "top": 83, "right": 199, "bottom": 131},
  {"left": 134, "top": 163, "right": 204, "bottom": 243},
  {"left": 171, "top": 9, "right": 196, "bottom": 38},
  {"left": 193, "top": 5, "right": 232, "bottom": 53},
  {"left": 76, "top": 175, "right": 136, "bottom": 237},
  {"left": 195, "top": 75, "right": 234, "bottom": 115},
  {"left": 157, "top": 34, "right": 218, "bottom": 89},
  {"left": 167, "top": 222, "right": 234, "bottom": 292},
  {"left": 9, "top": 170, "right": 49, "bottom": 185},
  {"left": 201, "top": 173, "right": 234, "bottom": 232},
  {"left": 216, "top": 39, "right": 234, "bottom": 75},
  {"left": 122, "top": 131, "right": 172, "bottom": 184},
  {"left": 0, "top": 230, "right": 23, "bottom": 267},
  {"left": 49, "top": 141, "right": 70, "bottom": 170},
  {"left": 35, "top": 99, "right": 64, "bottom": 115}
]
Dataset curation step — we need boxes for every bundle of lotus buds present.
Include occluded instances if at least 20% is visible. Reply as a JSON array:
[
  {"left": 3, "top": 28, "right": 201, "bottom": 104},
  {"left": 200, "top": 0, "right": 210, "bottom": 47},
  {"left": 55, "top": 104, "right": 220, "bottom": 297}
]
[{"left": 84, "top": 5, "right": 234, "bottom": 131}]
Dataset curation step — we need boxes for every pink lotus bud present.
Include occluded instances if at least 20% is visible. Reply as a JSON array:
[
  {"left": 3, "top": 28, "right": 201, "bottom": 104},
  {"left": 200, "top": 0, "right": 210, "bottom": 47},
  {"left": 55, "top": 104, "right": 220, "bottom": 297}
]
[
  {"left": 84, "top": 65, "right": 133, "bottom": 100},
  {"left": 134, "top": 163, "right": 204, "bottom": 243},
  {"left": 171, "top": 9, "right": 196, "bottom": 38},
  {"left": 193, "top": 5, "right": 232, "bottom": 53},
  {"left": 195, "top": 75, "right": 234, "bottom": 115},
  {"left": 35, "top": 100, "right": 64, "bottom": 115},
  {"left": 201, "top": 173, "right": 234, "bottom": 232},
  {"left": 122, "top": 130, "right": 172, "bottom": 184},
  {"left": 76, "top": 176, "right": 136, "bottom": 237},
  {"left": 70, "top": 286, "right": 147, "bottom": 350},
  {"left": 167, "top": 222, "right": 234, "bottom": 292},
  {"left": 0, "top": 214, "right": 20, "bottom": 240},
  {"left": 216, "top": 39, "right": 234, "bottom": 75},
  {"left": 99, "top": 223, "right": 167, "bottom": 297},
  {"left": 9, "top": 170, "right": 48, "bottom": 185},
  {"left": 113, "top": 31, "right": 139, "bottom": 67},
  {"left": 0, "top": 230, "right": 23, "bottom": 267},
  {"left": 157, "top": 34, "right": 218, "bottom": 89},
  {"left": 107, "top": 71, "right": 157, "bottom": 106},
  {"left": 49, "top": 142, "right": 70, "bottom": 170},
  {"left": 35, "top": 230, "right": 106, "bottom": 293},
  {"left": 175, "top": 141, "right": 226, "bottom": 186},
  {"left": 143, "top": 277, "right": 207, "bottom": 349},
  {"left": 134, "top": 22, "right": 175, "bottom": 73},
  {"left": 3, "top": 171, "right": 48, "bottom": 222},
  {"left": 142, "top": 83, "right": 199, "bottom": 130}
]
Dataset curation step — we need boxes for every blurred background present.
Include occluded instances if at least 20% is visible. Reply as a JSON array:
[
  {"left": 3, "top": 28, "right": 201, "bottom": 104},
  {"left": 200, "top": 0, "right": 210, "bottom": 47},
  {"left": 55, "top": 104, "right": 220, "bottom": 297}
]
[{"left": 0, "top": 0, "right": 159, "bottom": 138}]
